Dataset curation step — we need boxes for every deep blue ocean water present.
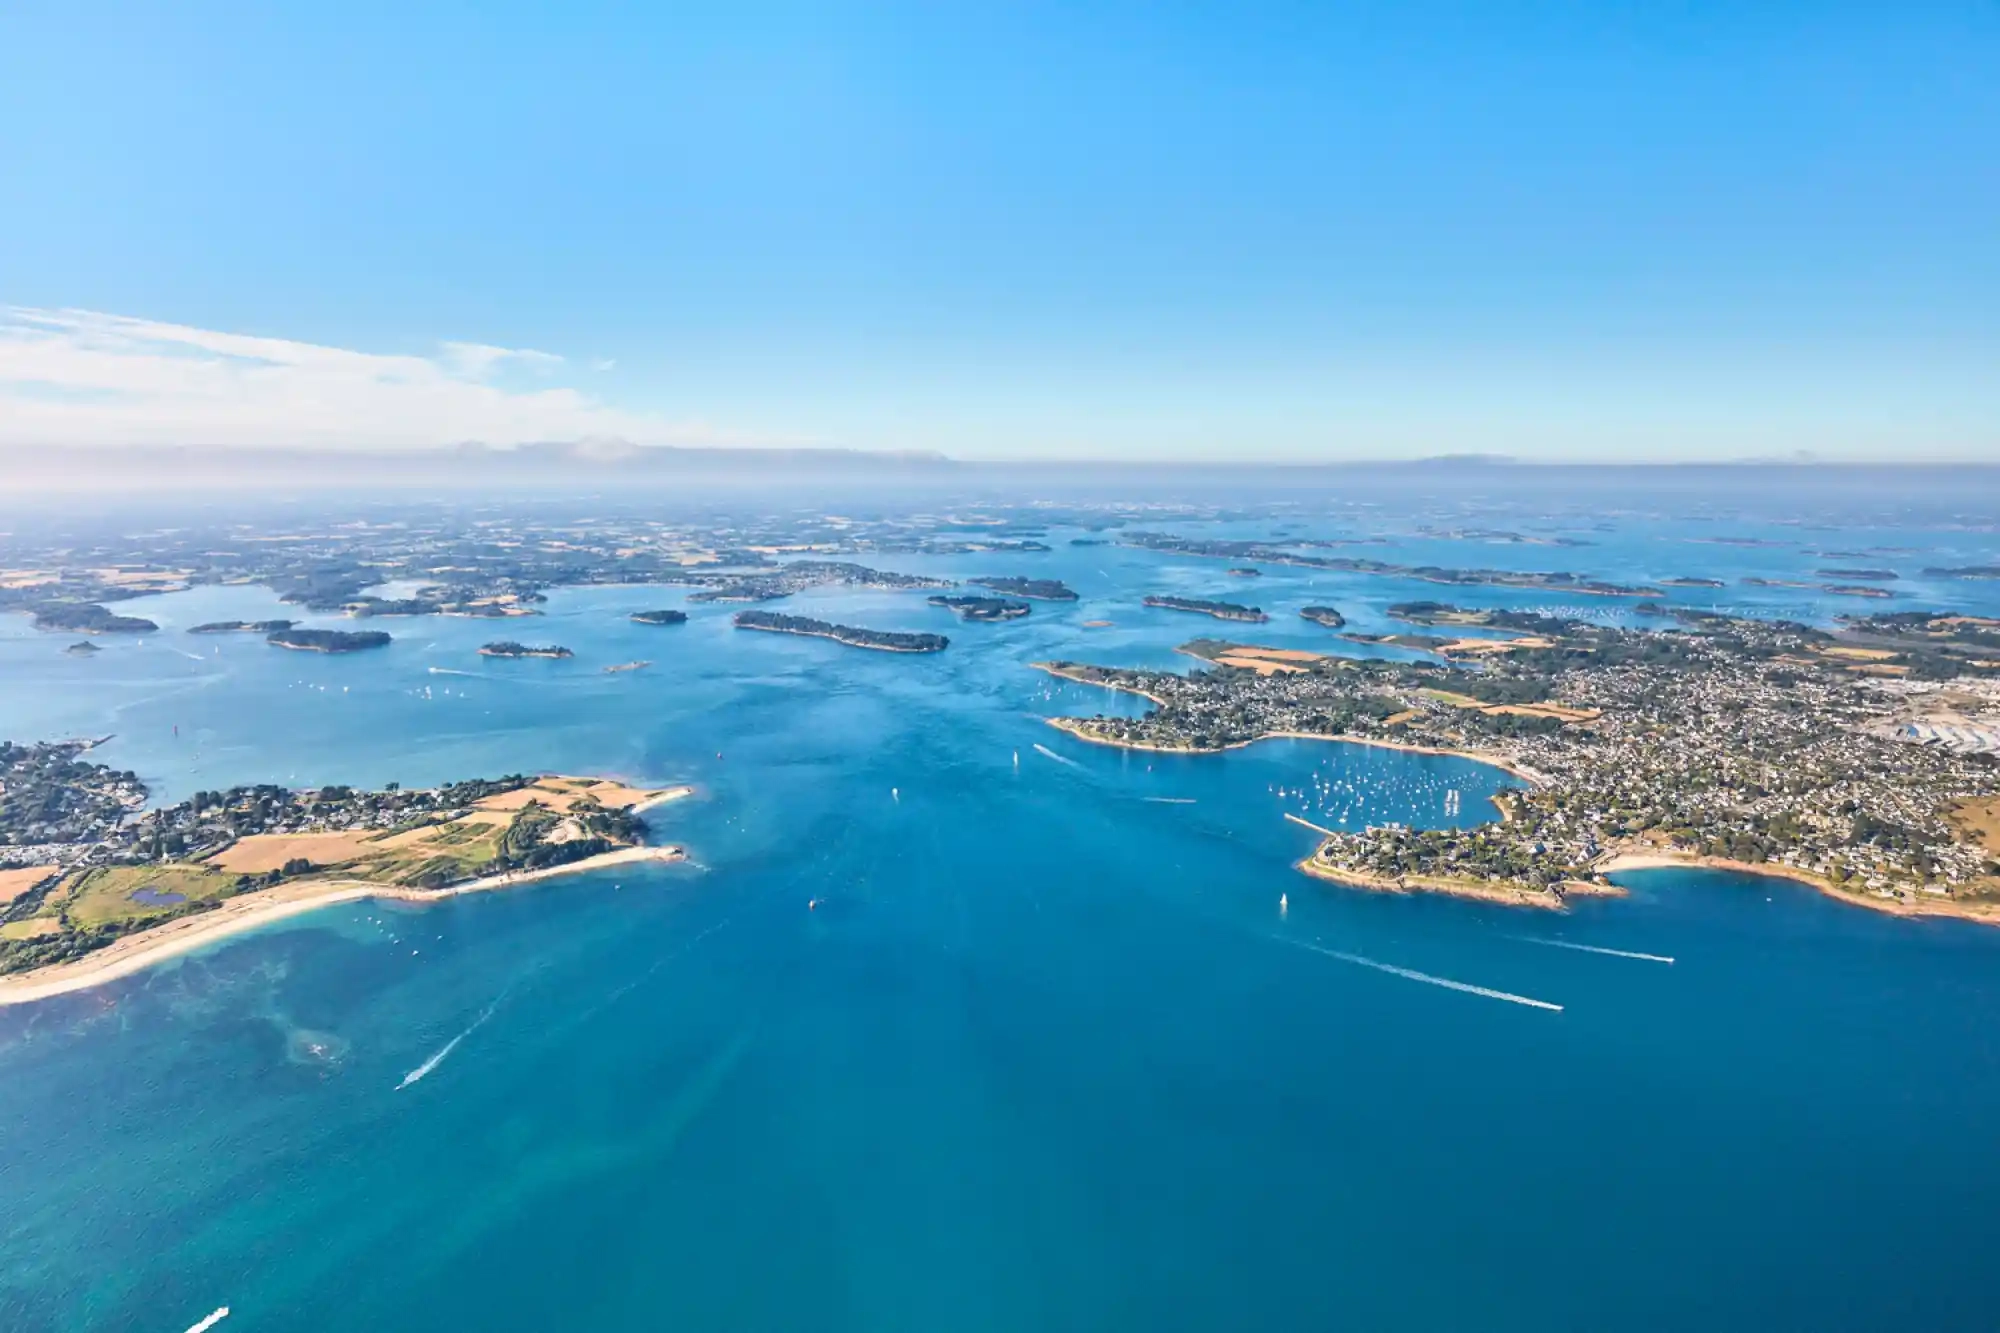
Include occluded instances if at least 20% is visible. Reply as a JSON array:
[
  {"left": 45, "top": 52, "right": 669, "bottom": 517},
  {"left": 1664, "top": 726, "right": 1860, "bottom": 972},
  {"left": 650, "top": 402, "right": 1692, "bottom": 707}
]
[{"left": 3, "top": 513, "right": 2000, "bottom": 1330}]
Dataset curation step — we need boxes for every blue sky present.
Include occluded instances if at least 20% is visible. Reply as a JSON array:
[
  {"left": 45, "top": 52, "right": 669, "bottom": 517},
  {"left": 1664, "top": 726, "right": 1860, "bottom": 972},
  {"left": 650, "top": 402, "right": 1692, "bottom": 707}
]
[{"left": 1, "top": 1, "right": 1994, "bottom": 461}]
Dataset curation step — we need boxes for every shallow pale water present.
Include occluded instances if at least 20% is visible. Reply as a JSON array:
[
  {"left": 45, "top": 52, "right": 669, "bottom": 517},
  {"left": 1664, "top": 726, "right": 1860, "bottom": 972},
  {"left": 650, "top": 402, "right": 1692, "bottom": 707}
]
[{"left": 3, "top": 514, "right": 1999, "bottom": 1331}]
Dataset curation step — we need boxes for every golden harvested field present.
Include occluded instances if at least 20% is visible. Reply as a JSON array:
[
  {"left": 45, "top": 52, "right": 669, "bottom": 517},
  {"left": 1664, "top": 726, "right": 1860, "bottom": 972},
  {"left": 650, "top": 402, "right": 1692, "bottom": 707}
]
[
  {"left": 473, "top": 776, "right": 669, "bottom": 813},
  {"left": 1819, "top": 645, "right": 1901, "bottom": 661},
  {"left": 1950, "top": 798, "right": 2000, "bottom": 857},
  {"left": 205, "top": 831, "right": 381, "bottom": 873},
  {"left": 0, "top": 865, "right": 59, "bottom": 904}
]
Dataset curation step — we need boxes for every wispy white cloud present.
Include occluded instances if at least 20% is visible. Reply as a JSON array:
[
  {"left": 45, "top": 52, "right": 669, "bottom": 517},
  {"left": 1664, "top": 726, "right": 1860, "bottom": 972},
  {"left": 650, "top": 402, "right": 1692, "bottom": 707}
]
[{"left": 0, "top": 308, "right": 759, "bottom": 451}]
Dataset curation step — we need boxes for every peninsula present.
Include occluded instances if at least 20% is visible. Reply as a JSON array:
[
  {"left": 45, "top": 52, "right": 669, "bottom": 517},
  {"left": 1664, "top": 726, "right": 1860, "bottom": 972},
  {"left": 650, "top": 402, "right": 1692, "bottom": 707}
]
[
  {"left": 1143, "top": 595, "right": 1269, "bottom": 623},
  {"left": 733, "top": 610, "right": 948, "bottom": 653},
  {"left": 266, "top": 628, "right": 391, "bottom": 653},
  {"left": 0, "top": 757, "right": 693, "bottom": 1000},
  {"left": 1035, "top": 609, "right": 2000, "bottom": 921},
  {"left": 928, "top": 595, "right": 1032, "bottom": 621}
]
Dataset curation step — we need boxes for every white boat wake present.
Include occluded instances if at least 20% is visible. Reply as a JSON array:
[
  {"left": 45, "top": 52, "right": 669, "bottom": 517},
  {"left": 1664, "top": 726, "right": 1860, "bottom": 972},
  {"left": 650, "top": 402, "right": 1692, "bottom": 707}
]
[
  {"left": 184, "top": 1309, "right": 230, "bottom": 1332},
  {"left": 1514, "top": 936, "right": 1674, "bottom": 965},
  {"left": 396, "top": 999, "right": 501, "bottom": 1089},
  {"left": 1280, "top": 938, "right": 1563, "bottom": 1012},
  {"left": 1032, "top": 743, "right": 1082, "bottom": 769},
  {"left": 1143, "top": 796, "right": 1195, "bottom": 804},
  {"left": 427, "top": 667, "right": 478, "bottom": 677}
]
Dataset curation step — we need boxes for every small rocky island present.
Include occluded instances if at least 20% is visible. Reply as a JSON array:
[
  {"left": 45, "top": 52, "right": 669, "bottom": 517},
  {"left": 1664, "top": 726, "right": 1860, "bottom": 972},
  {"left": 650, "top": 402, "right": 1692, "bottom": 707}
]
[
  {"left": 734, "top": 610, "right": 948, "bottom": 652},
  {"left": 29, "top": 603, "right": 158, "bottom": 634},
  {"left": 480, "top": 641, "right": 574, "bottom": 659},
  {"left": 630, "top": 609, "right": 689, "bottom": 626},
  {"left": 189, "top": 619, "right": 296, "bottom": 634},
  {"left": 1226, "top": 567, "right": 1261, "bottom": 578},
  {"left": 266, "top": 628, "right": 392, "bottom": 653},
  {"left": 1143, "top": 596, "right": 1268, "bottom": 623},
  {"left": 64, "top": 641, "right": 101, "bottom": 656},
  {"left": 1300, "top": 606, "right": 1347, "bottom": 628},
  {"left": 929, "top": 595, "right": 1031, "bottom": 621},
  {"left": 970, "top": 576, "right": 1078, "bottom": 601}
]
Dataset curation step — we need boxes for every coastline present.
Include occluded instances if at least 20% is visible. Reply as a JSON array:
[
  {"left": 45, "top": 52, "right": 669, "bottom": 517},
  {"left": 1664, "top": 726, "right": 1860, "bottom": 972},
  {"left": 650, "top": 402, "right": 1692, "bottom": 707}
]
[
  {"left": 1596, "top": 848, "right": 2000, "bottom": 927},
  {"left": 1043, "top": 713, "right": 1542, "bottom": 786},
  {"left": 1294, "top": 854, "right": 1624, "bottom": 911},
  {"left": 0, "top": 844, "right": 687, "bottom": 1009}
]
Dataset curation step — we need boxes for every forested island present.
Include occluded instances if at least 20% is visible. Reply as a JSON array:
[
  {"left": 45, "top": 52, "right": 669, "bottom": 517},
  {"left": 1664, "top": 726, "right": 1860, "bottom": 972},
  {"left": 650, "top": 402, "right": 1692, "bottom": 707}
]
[
  {"left": 189, "top": 619, "right": 296, "bottom": 634},
  {"left": 1226, "top": 567, "right": 1261, "bottom": 577},
  {"left": 1143, "top": 596, "right": 1268, "bottom": 623},
  {"left": 266, "top": 628, "right": 392, "bottom": 653},
  {"left": 733, "top": 611, "right": 948, "bottom": 652},
  {"left": 970, "top": 576, "right": 1078, "bottom": 601},
  {"left": 928, "top": 595, "right": 1031, "bottom": 621},
  {"left": 28, "top": 603, "right": 158, "bottom": 634},
  {"left": 630, "top": 609, "right": 689, "bottom": 626},
  {"left": 480, "top": 642, "right": 574, "bottom": 659},
  {"left": 1300, "top": 606, "right": 1347, "bottom": 628},
  {"left": 1925, "top": 566, "right": 2000, "bottom": 580}
]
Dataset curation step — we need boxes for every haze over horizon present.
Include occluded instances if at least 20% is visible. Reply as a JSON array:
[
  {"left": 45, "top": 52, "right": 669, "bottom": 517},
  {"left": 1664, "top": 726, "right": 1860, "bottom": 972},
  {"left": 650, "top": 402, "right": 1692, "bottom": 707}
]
[{"left": 3, "top": 3, "right": 1995, "bottom": 464}]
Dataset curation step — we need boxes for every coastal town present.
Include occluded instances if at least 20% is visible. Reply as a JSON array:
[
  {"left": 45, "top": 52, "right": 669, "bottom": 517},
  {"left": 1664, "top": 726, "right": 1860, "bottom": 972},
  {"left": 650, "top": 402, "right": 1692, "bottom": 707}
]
[{"left": 1039, "top": 608, "right": 2000, "bottom": 917}]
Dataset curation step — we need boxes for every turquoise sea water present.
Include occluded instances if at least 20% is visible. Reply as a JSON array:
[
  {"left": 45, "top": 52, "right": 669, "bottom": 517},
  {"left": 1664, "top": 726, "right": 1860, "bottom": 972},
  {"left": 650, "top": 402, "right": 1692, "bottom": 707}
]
[{"left": 4, "top": 514, "right": 2000, "bottom": 1330}]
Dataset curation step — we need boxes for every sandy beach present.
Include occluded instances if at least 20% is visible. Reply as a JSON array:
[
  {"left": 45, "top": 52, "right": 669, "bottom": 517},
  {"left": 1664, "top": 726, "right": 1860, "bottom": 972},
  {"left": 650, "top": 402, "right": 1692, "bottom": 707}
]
[
  {"left": 1596, "top": 847, "right": 2000, "bottom": 927},
  {"left": 0, "top": 844, "right": 687, "bottom": 1008}
]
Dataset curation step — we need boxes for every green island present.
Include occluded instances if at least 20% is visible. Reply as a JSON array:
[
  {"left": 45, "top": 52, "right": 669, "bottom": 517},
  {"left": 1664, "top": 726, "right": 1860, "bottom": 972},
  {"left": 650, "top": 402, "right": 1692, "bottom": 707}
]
[
  {"left": 1660, "top": 577, "right": 1726, "bottom": 588},
  {"left": 970, "top": 576, "right": 1078, "bottom": 601},
  {"left": 1226, "top": 567, "right": 1262, "bottom": 577},
  {"left": 1299, "top": 606, "right": 1347, "bottom": 629},
  {"left": 1925, "top": 566, "right": 2000, "bottom": 580},
  {"left": 1818, "top": 568, "right": 1899, "bottom": 581},
  {"left": 733, "top": 610, "right": 948, "bottom": 652},
  {"left": 1143, "top": 595, "right": 1269, "bottom": 623},
  {"left": 1120, "top": 532, "right": 1663, "bottom": 597},
  {"left": 64, "top": 642, "right": 100, "bottom": 656},
  {"left": 189, "top": 619, "right": 296, "bottom": 634},
  {"left": 928, "top": 595, "right": 1032, "bottom": 621},
  {"left": 630, "top": 609, "right": 689, "bottom": 626},
  {"left": 267, "top": 628, "right": 392, "bottom": 653},
  {"left": 1743, "top": 577, "right": 1893, "bottom": 599},
  {"left": 1034, "top": 609, "right": 2000, "bottom": 920},
  {"left": 479, "top": 641, "right": 574, "bottom": 659},
  {"left": 28, "top": 603, "right": 159, "bottom": 634},
  {"left": 0, "top": 748, "right": 689, "bottom": 987}
]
